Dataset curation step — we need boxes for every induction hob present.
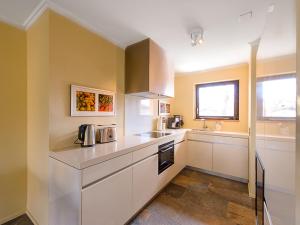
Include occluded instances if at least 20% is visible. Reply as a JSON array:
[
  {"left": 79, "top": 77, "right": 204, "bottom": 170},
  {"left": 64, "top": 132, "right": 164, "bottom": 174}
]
[{"left": 136, "top": 132, "right": 172, "bottom": 138}]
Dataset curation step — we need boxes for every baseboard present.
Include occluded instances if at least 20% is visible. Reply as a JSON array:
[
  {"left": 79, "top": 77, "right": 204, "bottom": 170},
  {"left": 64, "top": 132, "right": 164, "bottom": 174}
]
[
  {"left": 0, "top": 209, "right": 25, "bottom": 225},
  {"left": 186, "top": 166, "right": 249, "bottom": 184},
  {"left": 26, "top": 210, "right": 39, "bottom": 225}
]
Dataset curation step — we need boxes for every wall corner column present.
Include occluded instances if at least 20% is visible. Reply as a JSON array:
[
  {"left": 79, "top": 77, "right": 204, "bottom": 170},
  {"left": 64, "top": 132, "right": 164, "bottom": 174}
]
[{"left": 248, "top": 39, "right": 260, "bottom": 198}]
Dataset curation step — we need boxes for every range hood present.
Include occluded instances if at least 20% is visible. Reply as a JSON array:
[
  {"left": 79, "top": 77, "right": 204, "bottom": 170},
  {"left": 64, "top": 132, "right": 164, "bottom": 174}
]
[{"left": 125, "top": 38, "right": 174, "bottom": 99}]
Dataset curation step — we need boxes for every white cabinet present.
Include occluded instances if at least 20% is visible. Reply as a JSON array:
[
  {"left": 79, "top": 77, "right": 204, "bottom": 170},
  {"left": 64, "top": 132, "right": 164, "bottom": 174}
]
[
  {"left": 187, "top": 132, "right": 249, "bottom": 180},
  {"left": 157, "top": 141, "right": 187, "bottom": 191},
  {"left": 82, "top": 167, "right": 133, "bottom": 225},
  {"left": 132, "top": 154, "right": 158, "bottom": 213},
  {"left": 213, "top": 143, "right": 248, "bottom": 179},
  {"left": 187, "top": 141, "right": 213, "bottom": 171},
  {"left": 174, "top": 141, "right": 186, "bottom": 173}
]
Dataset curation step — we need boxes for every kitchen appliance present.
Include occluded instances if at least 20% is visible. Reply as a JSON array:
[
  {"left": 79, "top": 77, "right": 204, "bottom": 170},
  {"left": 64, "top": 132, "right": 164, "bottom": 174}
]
[
  {"left": 125, "top": 38, "right": 174, "bottom": 98},
  {"left": 167, "top": 115, "right": 183, "bottom": 129},
  {"left": 256, "top": 154, "right": 265, "bottom": 225},
  {"left": 157, "top": 116, "right": 167, "bottom": 131},
  {"left": 77, "top": 124, "right": 96, "bottom": 147},
  {"left": 136, "top": 131, "right": 171, "bottom": 138},
  {"left": 96, "top": 125, "right": 117, "bottom": 143},
  {"left": 158, "top": 140, "right": 174, "bottom": 174}
]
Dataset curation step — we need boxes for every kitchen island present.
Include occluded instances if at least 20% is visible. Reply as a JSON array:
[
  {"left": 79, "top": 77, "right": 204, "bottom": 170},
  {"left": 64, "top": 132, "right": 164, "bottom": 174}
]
[{"left": 49, "top": 129, "right": 188, "bottom": 225}]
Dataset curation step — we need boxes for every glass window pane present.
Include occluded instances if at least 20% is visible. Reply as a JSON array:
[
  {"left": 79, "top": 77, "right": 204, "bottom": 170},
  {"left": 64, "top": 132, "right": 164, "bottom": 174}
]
[
  {"left": 262, "top": 78, "right": 296, "bottom": 118},
  {"left": 198, "top": 84, "right": 235, "bottom": 117}
]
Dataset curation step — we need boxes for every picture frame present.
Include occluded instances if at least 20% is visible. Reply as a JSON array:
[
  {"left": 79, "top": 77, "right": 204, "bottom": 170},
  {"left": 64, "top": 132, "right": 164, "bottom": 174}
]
[
  {"left": 71, "top": 85, "right": 115, "bottom": 117},
  {"left": 158, "top": 100, "right": 171, "bottom": 116}
]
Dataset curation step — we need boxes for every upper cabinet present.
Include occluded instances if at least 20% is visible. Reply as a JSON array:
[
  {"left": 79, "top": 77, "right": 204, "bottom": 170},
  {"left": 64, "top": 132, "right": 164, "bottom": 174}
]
[{"left": 125, "top": 39, "right": 174, "bottom": 98}]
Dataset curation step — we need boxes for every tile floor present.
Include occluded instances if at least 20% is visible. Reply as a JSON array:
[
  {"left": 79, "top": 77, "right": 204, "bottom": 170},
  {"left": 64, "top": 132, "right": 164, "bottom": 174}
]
[
  {"left": 4, "top": 169, "right": 255, "bottom": 225},
  {"left": 130, "top": 168, "right": 255, "bottom": 225},
  {"left": 3, "top": 214, "right": 33, "bottom": 225}
]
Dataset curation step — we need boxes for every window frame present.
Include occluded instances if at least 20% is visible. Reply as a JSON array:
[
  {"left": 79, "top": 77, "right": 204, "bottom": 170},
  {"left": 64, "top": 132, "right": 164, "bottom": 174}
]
[
  {"left": 195, "top": 80, "right": 240, "bottom": 120},
  {"left": 257, "top": 73, "right": 296, "bottom": 121}
]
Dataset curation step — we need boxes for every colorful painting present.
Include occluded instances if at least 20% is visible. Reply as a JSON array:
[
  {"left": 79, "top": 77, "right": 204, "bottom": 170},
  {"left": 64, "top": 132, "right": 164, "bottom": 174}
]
[
  {"left": 76, "top": 91, "right": 96, "bottom": 111},
  {"left": 71, "top": 85, "right": 115, "bottom": 116},
  {"left": 98, "top": 94, "right": 114, "bottom": 112},
  {"left": 159, "top": 101, "right": 171, "bottom": 116}
]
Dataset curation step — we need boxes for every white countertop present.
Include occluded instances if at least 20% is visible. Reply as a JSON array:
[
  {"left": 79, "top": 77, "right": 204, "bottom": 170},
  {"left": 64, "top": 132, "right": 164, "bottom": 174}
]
[
  {"left": 188, "top": 129, "right": 249, "bottom": 138},
  {"left": 49, "top": 129, "right": 189, "bottom": 169}
]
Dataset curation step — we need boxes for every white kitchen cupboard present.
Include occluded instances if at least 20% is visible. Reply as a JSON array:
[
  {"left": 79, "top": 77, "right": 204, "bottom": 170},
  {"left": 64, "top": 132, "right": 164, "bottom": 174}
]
[
  {"left": 187, "top": 140, "right": 213, "bottom": 171},
  {"left": 132, "top": 154, "right": 158, "bottom": 213},
  {"left": 157, "top": 140, "right": 187, "bottom": 191},
  {"left": 186, "top": 131, "right": 249, "bottom": 180},
  {"left": 82, "top": 167, "right": 133, "bottom": 225},
  {"left": 213, "top": 143, "right": 248, "bottom": 179},
  {"left": 174, "top": 140, "right": 187, "bottom": 173},
  {"left": 50, "top": 132, "right": 188, "bottom": 225}
]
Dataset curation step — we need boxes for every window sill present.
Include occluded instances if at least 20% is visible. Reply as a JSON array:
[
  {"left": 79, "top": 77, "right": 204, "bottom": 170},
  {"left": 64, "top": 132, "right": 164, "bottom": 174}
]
[{"left": 194, "top": 118, "right": 240, "bottom": 122}]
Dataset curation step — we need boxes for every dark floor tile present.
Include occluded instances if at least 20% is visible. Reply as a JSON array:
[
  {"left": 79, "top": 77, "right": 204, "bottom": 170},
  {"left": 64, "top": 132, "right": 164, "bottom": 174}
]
[
  {"left": 3, "top": 214, "right": 33, "bottom": 225},
  {"left": 130, "top": 168, "right": 255, "bottom": 225}
]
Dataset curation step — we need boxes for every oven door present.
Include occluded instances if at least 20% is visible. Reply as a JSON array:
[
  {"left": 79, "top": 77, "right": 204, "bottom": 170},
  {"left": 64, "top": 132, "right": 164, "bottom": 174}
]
[{"left": 158, "top": 141, "right": 174, "bottom": 174}]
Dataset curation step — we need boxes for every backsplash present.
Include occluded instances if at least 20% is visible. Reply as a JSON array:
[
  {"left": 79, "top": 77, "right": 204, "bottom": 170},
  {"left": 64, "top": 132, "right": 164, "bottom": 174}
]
[{"left": 125, "top": 95, "right": 158, "bottom": 135}]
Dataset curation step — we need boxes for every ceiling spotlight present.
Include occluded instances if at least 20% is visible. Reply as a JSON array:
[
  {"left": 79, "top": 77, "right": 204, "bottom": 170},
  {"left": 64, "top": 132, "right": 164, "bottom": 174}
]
[
  {"left": 191, "top": 28, "right": 204, "bottom": 47},
  {"left": 268, "top": 4, "right": 275, "bottom": 13}
]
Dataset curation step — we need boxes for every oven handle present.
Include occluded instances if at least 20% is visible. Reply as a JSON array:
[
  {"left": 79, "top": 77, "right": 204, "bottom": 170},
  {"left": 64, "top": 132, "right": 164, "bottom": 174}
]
[
  {"left": 159, "top": 142, "right": 174, "bottom": 149},
  {"left": 159, "top": 146, "right": 174, "bottom": 153}
]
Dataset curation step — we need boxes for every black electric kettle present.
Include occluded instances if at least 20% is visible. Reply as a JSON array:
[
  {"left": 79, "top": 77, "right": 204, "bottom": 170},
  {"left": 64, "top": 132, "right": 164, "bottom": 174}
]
[{"left": 77, "top": 124, "right": 96, "bottom": 147}]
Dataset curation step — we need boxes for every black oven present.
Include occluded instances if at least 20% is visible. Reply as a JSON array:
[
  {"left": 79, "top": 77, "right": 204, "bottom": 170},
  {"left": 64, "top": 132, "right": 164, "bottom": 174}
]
[
  {"left": 158, "top": 141, "right": 174, "bottom": 174},
  {"left": 256, "top": 153, "right": 265, "bottom": 225}
]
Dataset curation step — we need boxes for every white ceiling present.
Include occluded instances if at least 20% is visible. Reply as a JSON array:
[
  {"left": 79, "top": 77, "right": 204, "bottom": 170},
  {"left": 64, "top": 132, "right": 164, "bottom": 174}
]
[
  {"left": 0, "top": 0, "right": 42, "bottom": 27},
  {"left": 0, "top": 0, "right": 296, "bottom": 73}
]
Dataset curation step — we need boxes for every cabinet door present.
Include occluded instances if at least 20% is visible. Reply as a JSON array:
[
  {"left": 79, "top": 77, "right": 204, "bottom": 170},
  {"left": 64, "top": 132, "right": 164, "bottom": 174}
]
[
  {"left": 175, "top": 141, "right": 187, "bottom": 173},
  {"left": 132, "top": 155, "right": 158, "bottom": 213},
  {"left": 187, "top": 141, "right": 213, "bottom": 171},
  {"left": 213, "top": 143, "right": 248, "bottom": 179},
  {"left": 82, "top": 167, "right": 132, "bottom": 225}
]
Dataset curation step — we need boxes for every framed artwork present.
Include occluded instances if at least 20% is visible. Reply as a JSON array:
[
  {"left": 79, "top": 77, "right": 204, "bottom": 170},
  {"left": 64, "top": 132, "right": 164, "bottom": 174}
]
[
  {"left": 158, "top": 100, "right": 171, "bottom": 116},
  {"left": 71, "top": 85, "right": 115, "bottom": 116}
]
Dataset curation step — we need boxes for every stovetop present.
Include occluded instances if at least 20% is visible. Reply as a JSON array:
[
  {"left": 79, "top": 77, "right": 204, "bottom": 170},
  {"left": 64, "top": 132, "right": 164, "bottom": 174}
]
[{"left": 136, "top": 132, "right": 172, "bottom": 138}]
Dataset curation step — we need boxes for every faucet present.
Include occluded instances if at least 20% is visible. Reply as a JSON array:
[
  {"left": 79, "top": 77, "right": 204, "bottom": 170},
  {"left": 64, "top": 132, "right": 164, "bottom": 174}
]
[{"left": 201, "top": 119, "right": 208, "bottom": 130}]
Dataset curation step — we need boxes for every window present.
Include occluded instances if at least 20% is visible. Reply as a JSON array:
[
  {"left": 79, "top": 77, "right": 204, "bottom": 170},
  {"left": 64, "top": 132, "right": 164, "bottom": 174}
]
[
  {"left": 195, "top": 80, "right": 239, "bottom": 120},
  {"left": 257, "top": 74, "right": 296, "bottom": 120}
]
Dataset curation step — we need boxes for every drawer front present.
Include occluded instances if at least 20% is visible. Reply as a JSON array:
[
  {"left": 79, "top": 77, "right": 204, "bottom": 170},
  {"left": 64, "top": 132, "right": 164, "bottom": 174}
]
[
  {"left": 213, "top": 143, "right": 248, "bottom": 179},
  {"left": 187, "top": 133, "right": 248, "bottom": 147},
  {"left": 187, "top": 141, "right": 213, "bottom": 171},
  {"left": 82, "top": 167, "right": 132, "bottom": 225},
  {"left": 132, "top": 144, "right": 158, "bottom": 163},
  {"left": 82, "top": 153, "right": 132, "bottom": 186}
]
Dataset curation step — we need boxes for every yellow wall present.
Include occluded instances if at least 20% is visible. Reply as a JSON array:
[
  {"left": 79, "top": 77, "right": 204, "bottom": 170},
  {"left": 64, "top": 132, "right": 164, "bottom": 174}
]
[
  {"left": 49, "top": 11, "right": 125, "bottom": 150},
  {"left": 257, "top": 54, "right": 296, "bottom": 76},
  {"left": 27, "top": 11, "right": 50, "bottom": 225},
  {"left": 0, "top": 22, "right": 27, "bottom": 223},
  {"left": 174, "top": 64, "right": 249, "bottom": 132}
]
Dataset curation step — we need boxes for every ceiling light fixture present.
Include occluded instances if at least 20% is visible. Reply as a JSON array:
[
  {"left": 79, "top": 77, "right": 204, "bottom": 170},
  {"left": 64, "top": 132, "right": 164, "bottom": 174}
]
[
  {"left": 190, "top": 28, "right": 204, "bottom": 46},
  {"left": 268, "top": 4, "right": 275, "bottom": 13}
]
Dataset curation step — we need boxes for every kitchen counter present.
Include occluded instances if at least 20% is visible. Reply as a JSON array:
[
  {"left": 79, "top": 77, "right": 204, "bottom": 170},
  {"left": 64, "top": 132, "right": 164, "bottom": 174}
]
[
  {"left": 49, "top": 129, "right": 189, "bottom": 169},
  {"left": 189, "top": 129, "right": 249, "bottom": 138}
]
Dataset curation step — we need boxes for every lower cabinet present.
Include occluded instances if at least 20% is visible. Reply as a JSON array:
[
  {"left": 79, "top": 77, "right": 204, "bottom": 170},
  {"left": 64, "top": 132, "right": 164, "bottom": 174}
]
[
  {"left": 132, "top": 154, "right": 158, "bottom": 213},
  {"left": 82, "top": 167, "right": 133, "bottom": 225},
  {"left": 187, "top": 141, "right": 213, "bottom": 171},
  {"left": 187, "top": 139, "right": 248, "bottom": 180},
  {"left": 174, "top": 141, "right": 187, "bottom": 173},
  {"left": 213, "top": 143, "right": 248, "bottom": 179}
]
